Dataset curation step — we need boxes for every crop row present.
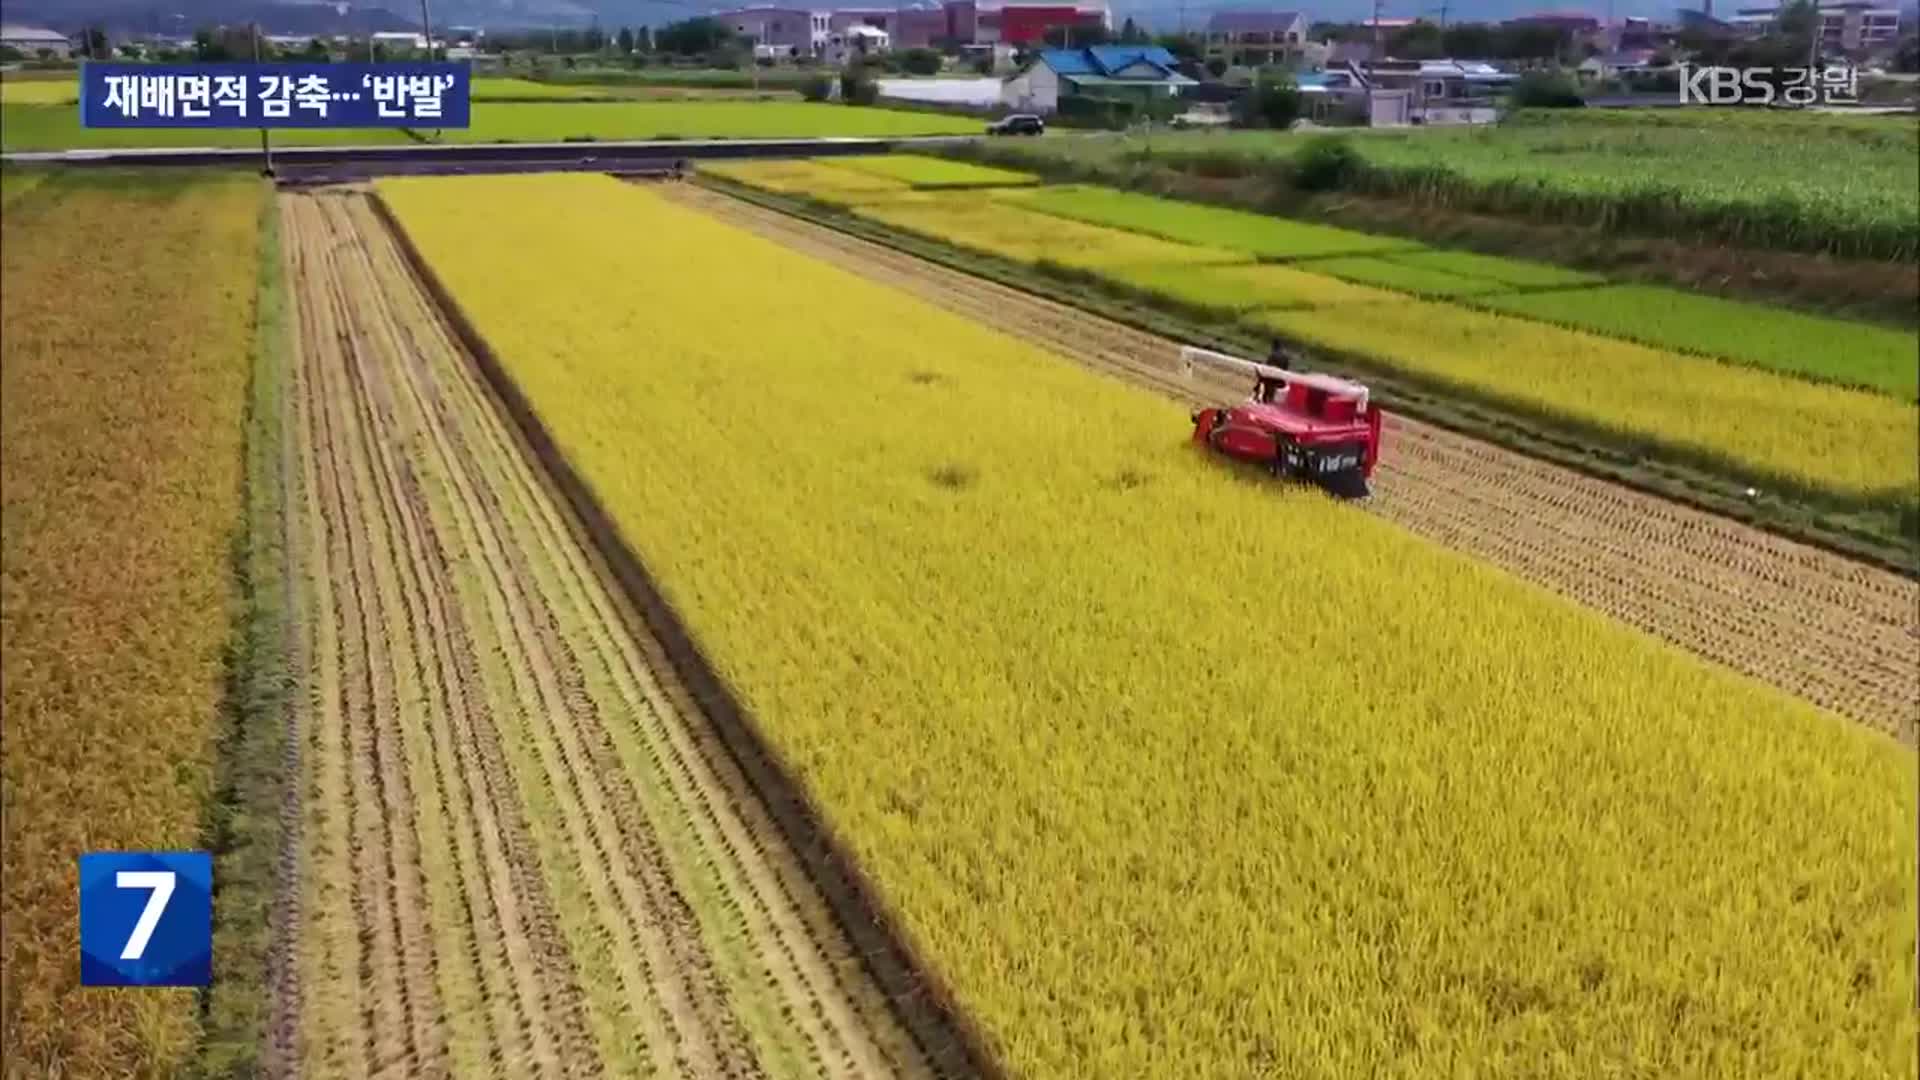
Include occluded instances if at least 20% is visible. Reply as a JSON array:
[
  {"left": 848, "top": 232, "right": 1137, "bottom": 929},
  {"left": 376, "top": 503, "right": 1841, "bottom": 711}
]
[
  {"left": 707, "top": 163, "right": 1918, "bottom": 504},
  {"left": 1, "top": 169, "right": 262, "bottom": 1076},
  {"left": 380, "top": 171, "right": 1917, "bottom": 1079}
]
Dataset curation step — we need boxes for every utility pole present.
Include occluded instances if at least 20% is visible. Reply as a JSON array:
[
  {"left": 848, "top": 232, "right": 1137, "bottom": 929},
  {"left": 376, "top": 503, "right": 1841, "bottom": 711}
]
[
  {"left": 418, "top": 0, "right": 435, "bottom": 59},
  {"left": 419, "top": 0, "right": 441, "bottom": 141},
  {"left": 1366, "top": 0, "right": 1383, "bottom": 124},
  {"left": 251, "top": 22, "right": 273, "bottom": 176}
]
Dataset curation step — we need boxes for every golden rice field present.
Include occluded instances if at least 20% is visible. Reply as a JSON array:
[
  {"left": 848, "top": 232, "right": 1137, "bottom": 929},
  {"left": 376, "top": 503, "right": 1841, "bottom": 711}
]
[
  {"left": 381, "top": 172, "right": 1917, "bottom": 1080},
  {"left": 861, "top": 195, "right": 1243, "bottom": 273},
  {"left": 698, "top": 159, "right": 911, "bottom": 206},
  {"left": 0, "top": 78, "right": 77, "bottom": 105},
  {"left": 1, "top": 169, "right": 261, "bottom": 1077},
  {"left": 705, "top": 163, "right": 1918, "bottom": 506}
]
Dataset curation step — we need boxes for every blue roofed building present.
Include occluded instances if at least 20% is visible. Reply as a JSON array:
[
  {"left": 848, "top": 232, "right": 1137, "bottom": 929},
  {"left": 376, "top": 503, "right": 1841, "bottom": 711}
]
[{"left": 1001, "top": 45, "right": 1198, "bottom": 114}]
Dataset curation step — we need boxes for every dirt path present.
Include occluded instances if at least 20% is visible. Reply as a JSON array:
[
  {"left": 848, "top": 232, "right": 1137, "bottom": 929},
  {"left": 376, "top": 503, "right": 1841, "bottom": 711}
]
[
  {"left": 667, "top": 184, "right": 1920, "bottom": 744},
  {"left": 279, "top": 189, "right": 940, "bottom": 1079}
]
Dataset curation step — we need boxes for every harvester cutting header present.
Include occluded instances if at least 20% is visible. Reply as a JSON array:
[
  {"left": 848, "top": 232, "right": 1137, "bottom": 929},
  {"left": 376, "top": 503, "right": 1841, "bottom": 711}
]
[{"left": 1180, "top": 345, "right": 1382, "bottom": 499}]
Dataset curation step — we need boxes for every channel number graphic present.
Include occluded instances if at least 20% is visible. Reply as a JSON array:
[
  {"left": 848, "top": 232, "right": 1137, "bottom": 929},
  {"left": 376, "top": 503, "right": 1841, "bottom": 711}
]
[{"left": 78, "top": 851, "right": 212, "bottom": 987}]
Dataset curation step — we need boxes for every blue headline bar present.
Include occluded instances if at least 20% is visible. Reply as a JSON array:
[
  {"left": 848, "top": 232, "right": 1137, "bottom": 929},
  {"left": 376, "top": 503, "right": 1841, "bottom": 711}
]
[{"left": 80, "top": 63, "right": 471, "bottom": 128}]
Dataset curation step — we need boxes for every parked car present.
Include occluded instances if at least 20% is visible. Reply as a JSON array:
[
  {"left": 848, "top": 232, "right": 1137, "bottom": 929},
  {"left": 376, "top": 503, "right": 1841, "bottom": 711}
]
[{"left": 986, "top": 113, "right": 1045, "bottom": 135}]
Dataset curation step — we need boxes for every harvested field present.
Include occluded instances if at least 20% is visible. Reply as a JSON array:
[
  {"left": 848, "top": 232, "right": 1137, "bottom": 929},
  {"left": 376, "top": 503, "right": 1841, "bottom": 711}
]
[
  {"left": 276, "top": 189, "right": 942, "bottom": 1078},
  {"left": 667, "top": 184, "right": 1920, "bottom": 743}
]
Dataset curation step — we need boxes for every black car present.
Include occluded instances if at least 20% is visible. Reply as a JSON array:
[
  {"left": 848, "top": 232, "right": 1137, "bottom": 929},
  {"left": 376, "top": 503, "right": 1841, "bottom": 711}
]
[{"left": 986, "top": 114, "right": 1045, "bottom": 136}]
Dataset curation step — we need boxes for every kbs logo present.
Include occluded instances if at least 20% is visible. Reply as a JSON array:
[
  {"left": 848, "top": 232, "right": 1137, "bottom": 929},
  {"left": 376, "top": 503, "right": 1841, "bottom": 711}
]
[
  {"left": 1678, "top": 64, "right": 1859, "bottom": 106},
  {"left": 78, "top": 851, "right": 212, "bottom": 987}
]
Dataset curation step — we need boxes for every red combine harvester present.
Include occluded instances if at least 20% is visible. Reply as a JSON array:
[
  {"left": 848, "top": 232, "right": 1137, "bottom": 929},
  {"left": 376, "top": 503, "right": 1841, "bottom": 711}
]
[{"left": 1180, "top": 345, "right": 1383, "bottom": 498}]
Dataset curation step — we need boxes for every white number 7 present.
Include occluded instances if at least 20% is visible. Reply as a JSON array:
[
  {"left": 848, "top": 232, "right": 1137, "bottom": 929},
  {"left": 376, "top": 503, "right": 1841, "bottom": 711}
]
[{"left": 115, "top": 871, "right": 176, "bottom": 961}]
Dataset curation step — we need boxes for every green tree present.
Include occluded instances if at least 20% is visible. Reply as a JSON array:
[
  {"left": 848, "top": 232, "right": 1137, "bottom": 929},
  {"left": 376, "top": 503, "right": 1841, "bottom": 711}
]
[
  {"left": 1509, "top": 68, "right": 1585, "bottom": 107},
  {"left": 1895, "top": 32, "right": 1919, "bottom": 73},
  {"left": 1234, "top": 71, "right": 1301, "bottom": 127},
  {"left": 656, "top": 17, "right": 733, "bottom": 56},
  {"left": 901, "top": 47, "right": 942, "bottom": 75},
  {"left": 839, "top": 67, "right": 878, "bottom": 104},
  {"left": 1442, "top": 23, "right": 1497, "bottom": 58},
  {"left": 1118, "top": 17, "right": 1148, "bottom": 44},
  {"left": 1388, "top": 20, "right": 1444, "bottom": 59},
  {"left": 1153, "top": 33, "right": 1202, "bottom": 62}
]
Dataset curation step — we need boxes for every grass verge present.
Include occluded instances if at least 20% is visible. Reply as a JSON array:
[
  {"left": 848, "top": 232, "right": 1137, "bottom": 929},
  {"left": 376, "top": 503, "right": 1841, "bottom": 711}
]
[{"left": 195, "top": 187, "right": 296, "bottom": 1078}]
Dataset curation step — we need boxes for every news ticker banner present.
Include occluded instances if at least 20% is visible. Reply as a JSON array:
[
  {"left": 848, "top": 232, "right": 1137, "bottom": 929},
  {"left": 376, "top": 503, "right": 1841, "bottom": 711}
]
[
  {"left": 78, "top": 851, "right": 213, "bottom": 987},
  {"left": 80, "top": 63, "right": 471, "bottom": 128}
]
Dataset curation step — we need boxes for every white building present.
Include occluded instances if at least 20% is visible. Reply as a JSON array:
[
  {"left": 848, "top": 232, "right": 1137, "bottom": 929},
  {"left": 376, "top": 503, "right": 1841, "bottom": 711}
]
[
  {"left": 822, "top": 24, "right": 890, "bottom": 65},
  {"left": 1729, "top": 2, "right": 1904, "bottom": 51},
  {"left": 371, "top": 31, "right": 430, "bottom": 52},
  {"left": 0, "top": 24, "right": 72, "bottom": 57}
]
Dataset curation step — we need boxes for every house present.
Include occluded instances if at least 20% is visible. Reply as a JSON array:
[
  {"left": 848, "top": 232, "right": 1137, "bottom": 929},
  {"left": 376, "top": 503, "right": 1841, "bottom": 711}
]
[
  {"left": 1, "top": 24, "right": 72, "bottom": 58},
  {"left": 1730, "top": 2, "right": 1903, "bottom": 51},
  {"left": 1204, "top": 10, "right": 1309, "bottom": 66},
  {"left": 976, "top": 1, "right": 1111, "bottom": 46},
  {"left": 1502, "top": 9, "right": 1602, "bottom": 33},
  {"left": 721, "top": 9, "right": 827, "bottom": 55},
  {"left": 1577, "top": 48, "right": 1658, "bottom": 78},
  {"left": 1000, "top": 44, "right": 1196, "bottom": 113},
  {"left": 1359, "top": 59, "right": 1513, "bottom": 125},
  {"left": 371, "top": 32, "right": 429, "bottom": 52},
  {"left": 1296, "top": 67, "right": 1370, "bottom": 122}
]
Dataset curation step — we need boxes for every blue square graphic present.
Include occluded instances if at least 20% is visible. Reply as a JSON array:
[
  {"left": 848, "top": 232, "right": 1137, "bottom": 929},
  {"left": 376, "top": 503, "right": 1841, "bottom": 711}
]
[{"left": 78, "top": 851, "right": 212, "bottom": 987}]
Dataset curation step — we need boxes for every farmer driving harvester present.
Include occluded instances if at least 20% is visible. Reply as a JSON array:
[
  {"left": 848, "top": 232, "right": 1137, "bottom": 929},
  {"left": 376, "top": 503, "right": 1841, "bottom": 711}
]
[{"left": 1255, "top": 339, "right": 1296, "bottom": 404}]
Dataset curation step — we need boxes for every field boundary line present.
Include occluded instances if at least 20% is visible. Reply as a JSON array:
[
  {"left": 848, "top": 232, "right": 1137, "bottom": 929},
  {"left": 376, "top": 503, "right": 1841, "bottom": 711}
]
[{"left": 365, "top": 190, "right": 1003, "bottom": 1080}]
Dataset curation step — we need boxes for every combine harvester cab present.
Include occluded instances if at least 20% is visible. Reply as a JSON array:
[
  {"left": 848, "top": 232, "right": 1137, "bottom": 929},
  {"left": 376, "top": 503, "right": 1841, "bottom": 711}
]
[{"left": 1181, "top": 345, "right": 1382, "bottom": 499}]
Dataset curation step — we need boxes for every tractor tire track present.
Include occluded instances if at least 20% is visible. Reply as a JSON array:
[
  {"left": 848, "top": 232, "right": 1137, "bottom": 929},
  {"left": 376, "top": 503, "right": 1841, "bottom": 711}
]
[
  {"left": 280, "top": 188, "right": 939, "bottom": 1078},
  {"left": 323, "top": 191, "right": 601, "bottom": 1079},
  {"left": 291, "top": 194, "right": 446, "bottom": 1077},
  {"left": 286, "top": 197, "right": 369, "bottom": 1079},
  {"left": 670, "top": 184, "right": 1920, "bottom": 744}
]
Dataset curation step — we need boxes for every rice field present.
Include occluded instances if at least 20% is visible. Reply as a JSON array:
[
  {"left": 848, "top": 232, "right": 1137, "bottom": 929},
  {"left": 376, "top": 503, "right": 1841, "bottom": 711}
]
[
  {"left": 0, "top": 79, "right": 76, "bottom": 105},
  {"left": 1011, "top": 183, "right": 1412, "bottom": 258},
  {"left": 704, "top": 164, "right": 1920, "bottom": 505},
  {"left": 2, "top": 168, "right": 262, "bottom": 1078},
  {"left": 825, "top": 154, "right": 1040, "bottom": 188},
  {"left": 699, "top": 159, "right": 911, "bottom": 205},
  {"left": 0, "top": 104, "right": 412, "bottom": 151},
  {"left": 380, "top": 171, "right": 1918, "bottom": 1080},
  {"left": 1475, "top": 284, "right": 1920, "bottom": 400},
  {"left": 1253, "top": 298, "right": 1917, "bottom": 500},
  {"left": 427, "top": 101, "right": 981, "bottom": 143},
  {"left": 1295, "top": 254, "right": 1512, "bottom": 298},
  {"left": 470, "top": 77, "right": 607, "bottom": 100},
  {"left": 859, "top": 195, "right": 1245, "bottom": 272}
]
